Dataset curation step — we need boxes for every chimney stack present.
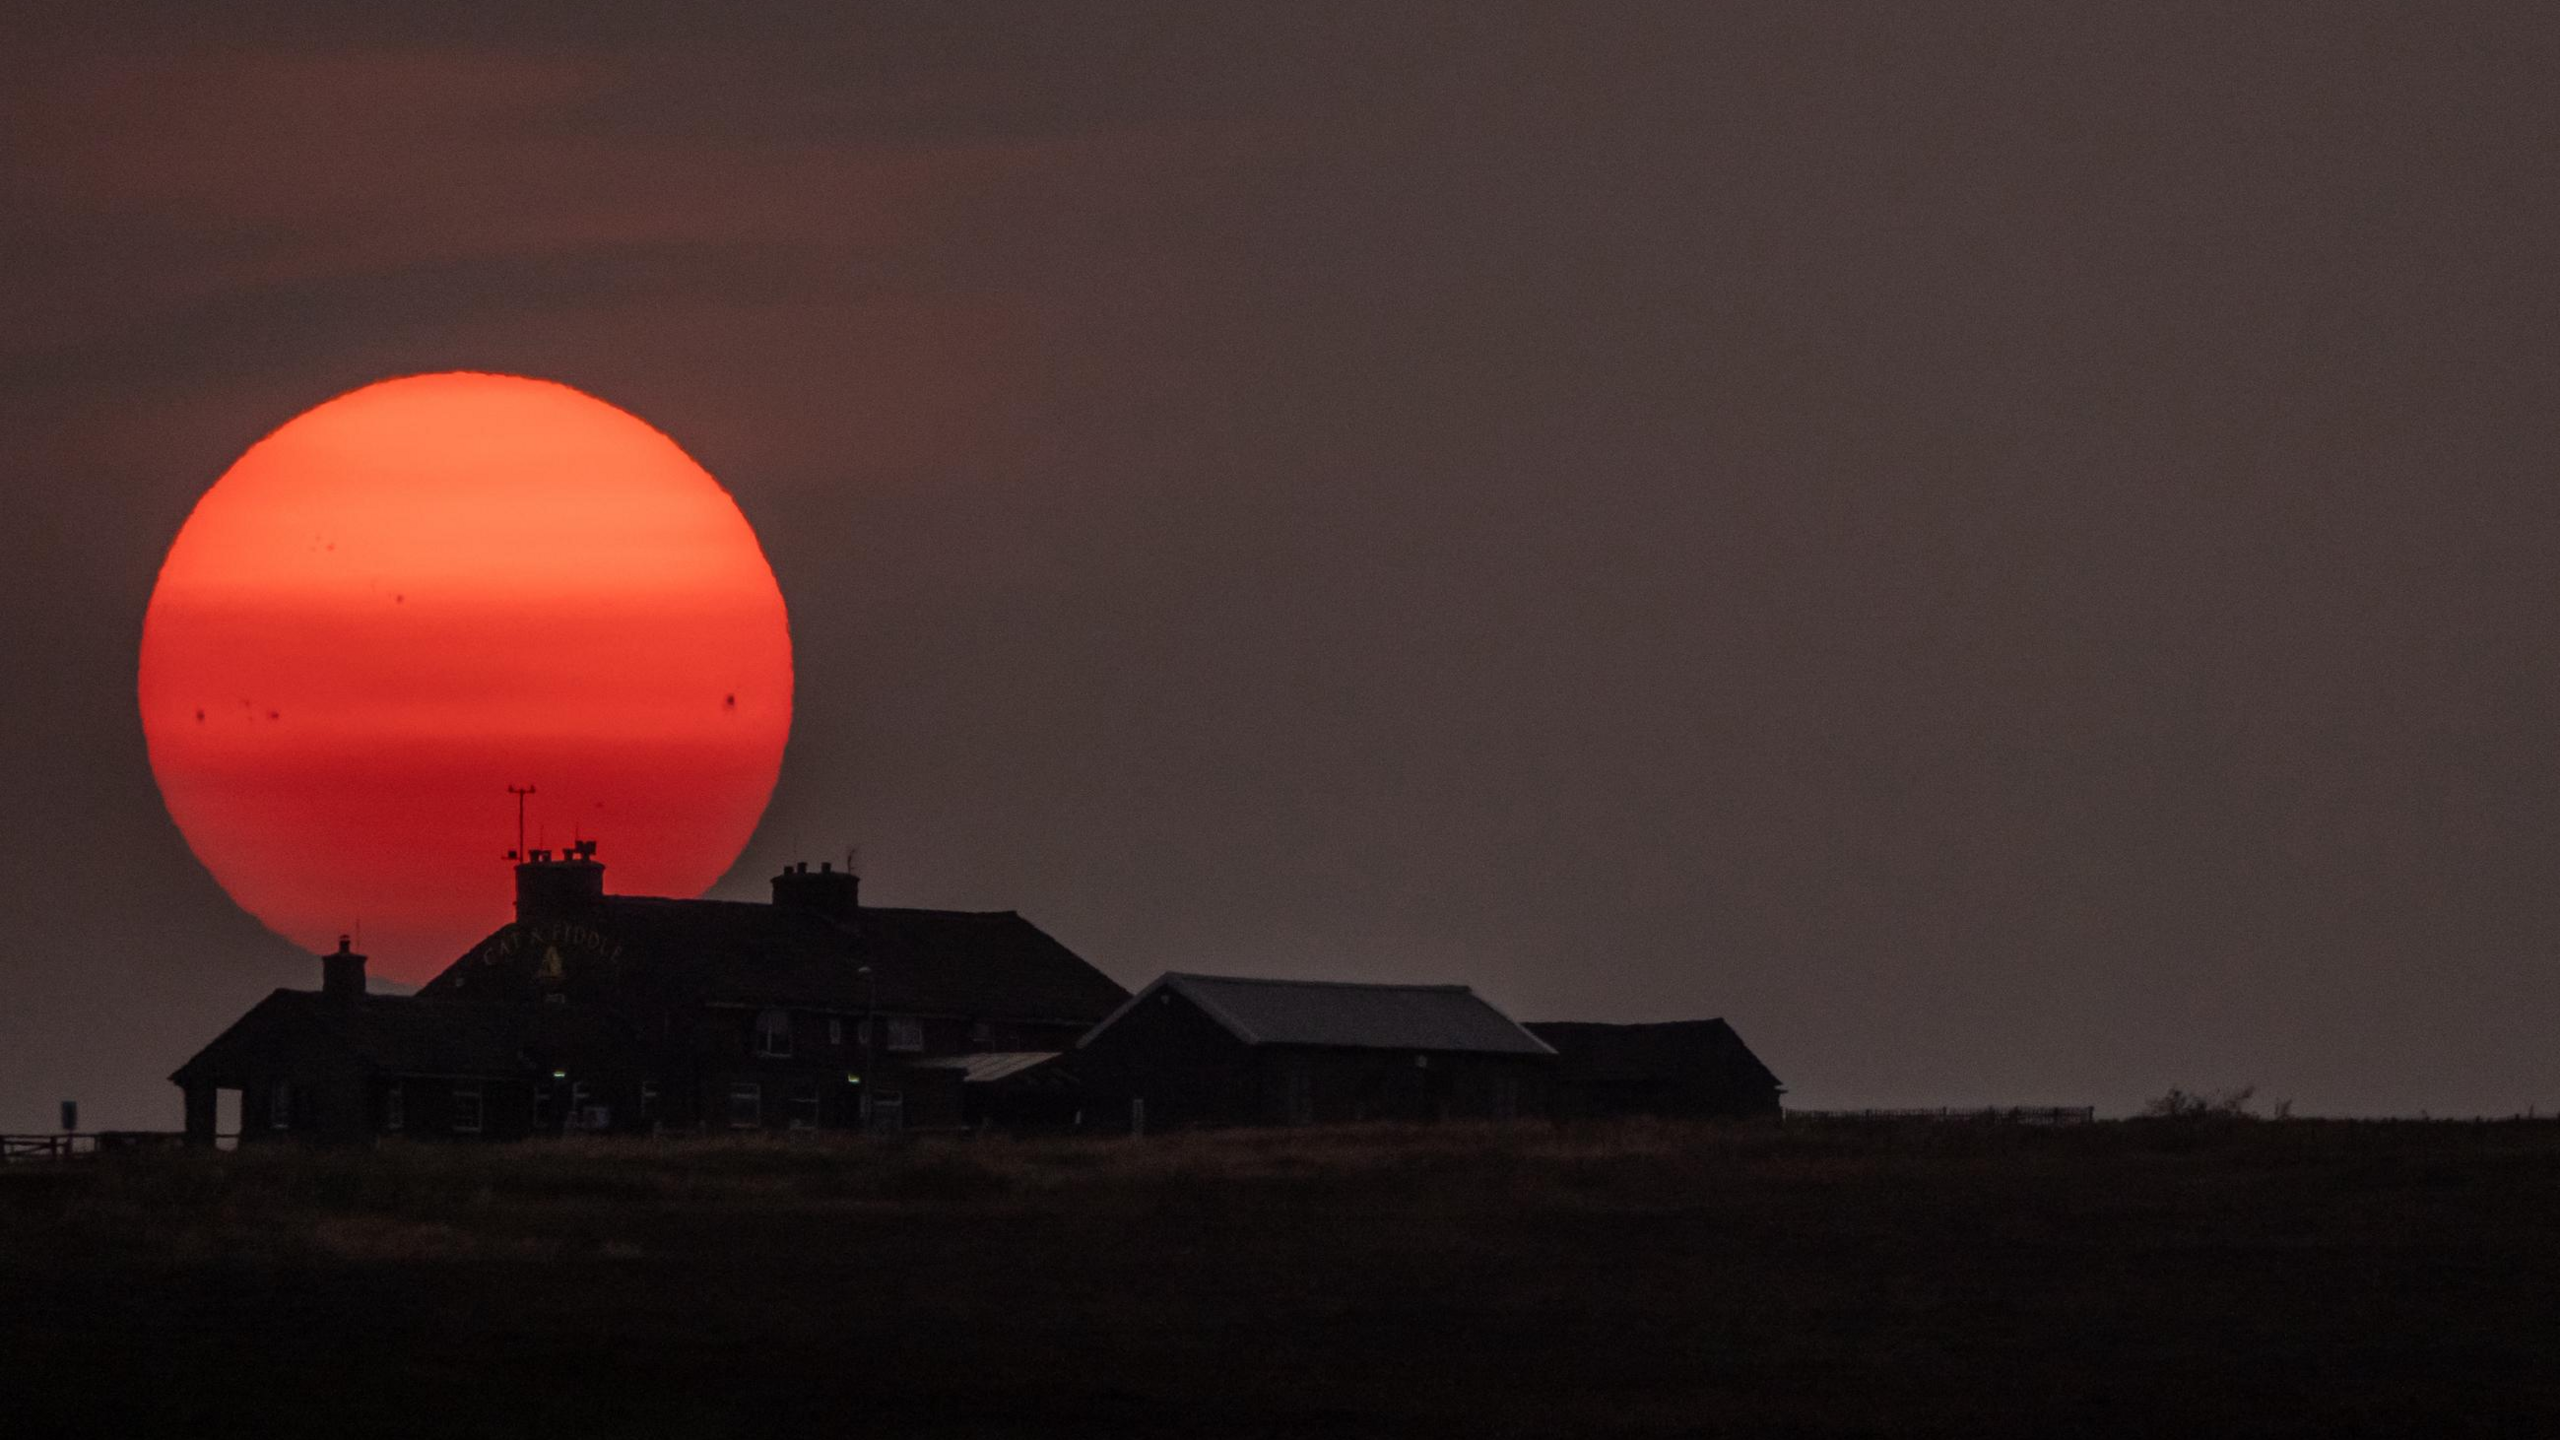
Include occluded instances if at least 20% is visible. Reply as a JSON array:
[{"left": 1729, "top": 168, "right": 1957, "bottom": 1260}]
[
  {"left": 323, "top": 936, "right": 367, "bottom": 1005},
  {"left": 516, "top": 841, "right": 606, "bottom": 923},
  {"left": 771, "top": 860, "right": 859, "bottom": 921}
]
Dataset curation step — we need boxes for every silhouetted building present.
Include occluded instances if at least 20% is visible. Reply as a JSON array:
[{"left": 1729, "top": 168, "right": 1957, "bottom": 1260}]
[
  {"left": 172, "top": 850, "right": 1129, "bottom": 1144},
  {"left": 1070, "top": 972, "right": 1555, "bottom": 1129},
  {"left": 914, "top": 1050, "right": 1085, "bottom": 1130},
  {"left": 1526, "top": 1019, "right": 1783, "bottom": 1120}
]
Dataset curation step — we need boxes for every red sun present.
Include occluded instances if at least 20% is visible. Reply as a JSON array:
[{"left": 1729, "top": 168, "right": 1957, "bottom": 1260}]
[{"left": 139, "top": 373, "right": 793, "bottom": 981}]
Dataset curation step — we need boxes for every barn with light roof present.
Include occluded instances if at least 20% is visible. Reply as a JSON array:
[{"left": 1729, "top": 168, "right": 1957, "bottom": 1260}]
[{"left": 1069, "top": 972, "right": 1558, "bottom": 1130}]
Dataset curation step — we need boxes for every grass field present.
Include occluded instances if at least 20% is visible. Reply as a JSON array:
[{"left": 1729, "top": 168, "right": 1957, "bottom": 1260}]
[{"left": 6, "top": 1118, "right": 2559, "bottom": 1437}]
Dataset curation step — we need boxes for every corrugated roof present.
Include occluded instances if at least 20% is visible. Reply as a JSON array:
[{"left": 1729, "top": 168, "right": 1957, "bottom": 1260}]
[
  {"left": 907, "top": 1051, "right": 1065, "bottom": 1083},
  {"left": 1096, "top": 973, "right": 1554, "bottom": 1056}
]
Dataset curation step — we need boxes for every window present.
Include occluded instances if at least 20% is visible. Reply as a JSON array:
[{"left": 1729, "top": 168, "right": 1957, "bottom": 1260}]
[
  {"left": 754, "top": 1008, "right": 793, "bottom": 1058},
  {"left": 269, "top": 1080, "right": 293, "bottom": 1130},
  {"left": 789, "top": 1081, "right": 819, "bottom": 1130},
  {"left": 828, "top": 1017, "right": 844, "bottom": 1047},
  {"left": 884, "top": 1015, "right": 925, "bottom": 1053},
  {"left": 639, "top": 1082, "right": 660, "bottom": 1123},
  {"left": 969, "top": 1020, "right": 993, "bottom": 1046},
  {"left": 384, "top": 1084, "right": 405, "bottom": 1133},
  {"left": 452, "top": 1085, "right": 484, "bottom": 1134},
  {"left": 728, "top": 1082, "right": 762, "bottom": 1129}
]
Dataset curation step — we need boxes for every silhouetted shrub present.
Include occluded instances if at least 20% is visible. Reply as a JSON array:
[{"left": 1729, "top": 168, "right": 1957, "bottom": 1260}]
[{"left": 2142, "top": 1085, "right": 2258, "bottom": 1120}]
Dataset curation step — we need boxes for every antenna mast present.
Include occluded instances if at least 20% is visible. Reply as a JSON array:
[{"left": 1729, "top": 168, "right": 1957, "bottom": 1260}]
[{"left": 507, "top": 784, "right": 537, "bottom": 860}]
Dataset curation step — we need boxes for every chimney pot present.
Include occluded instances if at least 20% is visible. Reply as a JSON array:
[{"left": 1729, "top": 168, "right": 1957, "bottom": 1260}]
[
  {"left": 515, "top": 845, "right": 606, "bottom": 923},
  {"left": 771, "top": 862, "right": 859, "bottom": 920},
  {"left": 322, "top": 941, "right": 367, "bottom": 1005}
]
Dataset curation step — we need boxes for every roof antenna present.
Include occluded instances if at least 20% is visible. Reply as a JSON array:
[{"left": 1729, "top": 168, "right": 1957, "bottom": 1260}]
[
  {"left": 507, "top": 784, "right": 537, "bottom": 861},
  {"left": 845, "top": 843, "right": 861, "bottom": 875}
]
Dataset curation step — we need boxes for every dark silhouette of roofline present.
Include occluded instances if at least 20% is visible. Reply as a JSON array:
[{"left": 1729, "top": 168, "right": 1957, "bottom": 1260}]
[
  {"left": 602, "top": 895, "right": 1032, "bottom": 920},
  {"left": 1086, "top": 972, "right": 1556, "bottom": 1055},
  {"left": 170, "top": 988, "right": 541, "bottom": 1086},
  {"left": 1157, "top": 970, "right": 1478, "bottom": 994}
]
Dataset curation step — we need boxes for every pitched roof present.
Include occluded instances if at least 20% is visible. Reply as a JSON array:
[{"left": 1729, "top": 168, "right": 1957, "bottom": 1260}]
[
  {"left": 1091, "top": 973, "right": 1556, "bottom": 1056},
  {"left": 172, "top": 991, "right": 539, "bottom": 1084},
  {"left": 1525, "top": 1019, "right": 1783, "bottom": 1091},
  {"left": 420, "top": 897, "right": 1130, "bottom": 1024},
  {"left": 908, "top": 1051, "right": 1065, "bottom": 1084}
]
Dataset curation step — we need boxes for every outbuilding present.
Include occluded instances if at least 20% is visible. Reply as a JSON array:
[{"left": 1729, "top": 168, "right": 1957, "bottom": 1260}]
[
  {"left": 170, "top": 943, "right": 548, "bottom": 1145},
  {"left": 1526, "top": 1019, "right": 1783, "bottom": 1120},
  {"left": 1071, "top": 972, "right": 1554, "bottom": 1130}
]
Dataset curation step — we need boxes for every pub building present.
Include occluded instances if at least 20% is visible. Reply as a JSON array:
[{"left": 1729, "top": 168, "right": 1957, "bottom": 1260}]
[{"left": 172, "top": 846, "right": 1131, "bottom": 1143}]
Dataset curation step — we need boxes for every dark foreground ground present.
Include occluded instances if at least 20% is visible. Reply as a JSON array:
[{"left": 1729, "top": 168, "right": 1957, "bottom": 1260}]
[{"left": 4, "top": 1119, "right": 2558, "bottom": 1438}]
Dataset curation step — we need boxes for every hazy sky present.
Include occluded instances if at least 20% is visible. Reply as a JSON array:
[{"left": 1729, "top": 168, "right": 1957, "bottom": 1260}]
[{"left": 5, "top": 3, "right": 2557, "bottom": 1129}]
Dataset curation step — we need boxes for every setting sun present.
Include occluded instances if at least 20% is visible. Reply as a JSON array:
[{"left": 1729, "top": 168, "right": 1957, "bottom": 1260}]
[{"left": 138, "top": 373, "right": 792, "bottom": 979}]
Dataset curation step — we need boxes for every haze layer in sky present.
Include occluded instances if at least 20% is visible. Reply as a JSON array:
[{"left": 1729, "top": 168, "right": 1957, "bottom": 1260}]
[{"left": 3, "top": 3, "right": 2557, "bottom": 1127}]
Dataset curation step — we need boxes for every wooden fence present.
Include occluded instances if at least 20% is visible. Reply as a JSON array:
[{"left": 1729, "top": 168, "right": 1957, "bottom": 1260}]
[{"left": 1, "top": 1132, "right": 192, "bottom": 1162}]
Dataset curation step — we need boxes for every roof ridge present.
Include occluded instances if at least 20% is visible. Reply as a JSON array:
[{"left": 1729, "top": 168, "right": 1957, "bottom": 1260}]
[
  {"left": 1098, "top": 972, "right": 1551, "bottom": 1055},
  {"left": 1166, "top": 971, "right": 1475, "bottom": 994},
  {"left": 1526, "top": 1017, "right": 1732, "bottom": 1028},
  {"left": 280, "top": 989, "right": 522, "bottom": 1012},
  {"left": 597, "top": 894, "right": 1026, "bottom": 918}
]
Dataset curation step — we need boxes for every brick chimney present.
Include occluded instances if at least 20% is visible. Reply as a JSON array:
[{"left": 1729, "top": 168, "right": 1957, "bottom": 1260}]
[
  {"left": 323, "top": 936, "right": 367, "bottom": 1005},
  {"left": 771, "top": 861, "right": 859, "bottom": 921},
  {"left": 516, "top": 840, "right": 605, "bottom": 923}
]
